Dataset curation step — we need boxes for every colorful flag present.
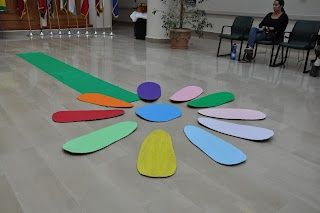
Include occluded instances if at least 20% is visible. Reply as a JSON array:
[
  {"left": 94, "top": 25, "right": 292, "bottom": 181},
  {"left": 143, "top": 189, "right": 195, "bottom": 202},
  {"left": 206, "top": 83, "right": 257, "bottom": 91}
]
[
  {"left": 112, "top": 0, "right": 118, "bottom": 18},
  {"left": 38, "top": 0, "right": 47, "bottom": 18},
  {"left": 60, "top": 0, "right": 67, "bottom": 11},
  {"left": 47, "top": 0, "right": 54, "bottom": 17},
  {"left": 95, "top": 0, "right": 103, "bottom": 16},
  {"left": 81, "top": 0, "right": 89, "bottom": 16},
  {"left": 0, "top": 0, "right": 6, "bottom": 12},
  {"left": 68, "top": 0, "right": 76, "bottom": 15},
  {"left": 17, "top": 0, "right": 26, "bottom": 18}
]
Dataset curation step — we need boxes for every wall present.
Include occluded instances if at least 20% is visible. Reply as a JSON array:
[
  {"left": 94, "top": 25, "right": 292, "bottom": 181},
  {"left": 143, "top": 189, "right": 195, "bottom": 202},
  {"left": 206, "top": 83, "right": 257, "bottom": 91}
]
[
  {"left": 1, "top": 0, "right": 317, "bottom": 33},
  {"left": 101, "top": 0, "right": 320, "bottom": 36},
  {"left": 199, "top": 0, "right": 320, "bottom": 33},
  {"left": 145, "top": 0, "right": 319, "bottom": 38},
  {"left": 200, "top": 0, "right": 320, "bottom": 21}
]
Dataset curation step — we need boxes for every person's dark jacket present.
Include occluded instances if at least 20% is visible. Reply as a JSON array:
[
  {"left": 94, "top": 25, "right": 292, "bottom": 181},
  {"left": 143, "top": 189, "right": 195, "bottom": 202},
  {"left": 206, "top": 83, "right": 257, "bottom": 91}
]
[{"left": 259, "top": 12, "right": 289, "bottom": 41}]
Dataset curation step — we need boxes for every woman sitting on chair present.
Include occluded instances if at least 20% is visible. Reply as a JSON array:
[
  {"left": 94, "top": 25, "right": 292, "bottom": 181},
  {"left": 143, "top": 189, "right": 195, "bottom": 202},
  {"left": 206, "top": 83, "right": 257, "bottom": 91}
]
[{"left": 243, "top": 0, "right": 288, "bottom": 62}]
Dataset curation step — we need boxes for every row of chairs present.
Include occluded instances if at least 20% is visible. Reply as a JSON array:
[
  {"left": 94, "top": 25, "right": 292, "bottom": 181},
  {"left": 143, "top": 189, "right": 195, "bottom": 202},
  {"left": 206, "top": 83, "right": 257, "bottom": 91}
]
[{"left": 217, "top": 16, "right": 320, "bottom": 73}]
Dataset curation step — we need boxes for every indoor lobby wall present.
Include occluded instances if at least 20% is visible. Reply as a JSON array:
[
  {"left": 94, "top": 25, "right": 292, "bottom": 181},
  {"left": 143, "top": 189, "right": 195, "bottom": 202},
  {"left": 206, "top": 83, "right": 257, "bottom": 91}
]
[{"left": 145, "top": 0, "right": 319, "bottom": 40}]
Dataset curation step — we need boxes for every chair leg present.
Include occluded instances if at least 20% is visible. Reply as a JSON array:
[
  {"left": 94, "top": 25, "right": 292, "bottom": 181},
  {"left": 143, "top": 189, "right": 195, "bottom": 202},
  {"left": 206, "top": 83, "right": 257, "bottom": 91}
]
[
  {"left": 303, "top": 49, "right": 311, "bottom": 73},
  {"left": 280, "top": 46, "right": 284, "bottom": 64},
  {"left": 217, "top": 37, "right": 222, "bottom": 57},
  {"left": 253, "top": 44, "right": 258, "bottom": 59},
  {"left": 282, "top": 47, "right": 289, "bottom": 65},
  {"left": 269, "top": 44, "right": 275, "bottom": 66},
  {"left": 216, "top": 38, "right": 231, "bottom": 57},
  {"left": 272, "top": 45, "right": 281, "bottom": 66},
  {"left": 238, "top": 40, "right": 243, "bottom": 61}
]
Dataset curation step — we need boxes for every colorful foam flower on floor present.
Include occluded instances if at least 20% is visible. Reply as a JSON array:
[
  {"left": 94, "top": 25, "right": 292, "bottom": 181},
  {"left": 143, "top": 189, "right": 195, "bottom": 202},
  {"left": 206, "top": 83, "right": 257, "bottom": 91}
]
[{"left": 57, "top": 82, "right": 273, "bottom": 178}]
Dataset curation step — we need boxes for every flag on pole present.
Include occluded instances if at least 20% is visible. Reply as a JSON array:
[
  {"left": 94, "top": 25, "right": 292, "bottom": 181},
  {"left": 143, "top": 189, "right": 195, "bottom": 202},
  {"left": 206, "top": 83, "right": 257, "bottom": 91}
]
[
  {"left": 0, "top": 0, "right": 7, "bottom": 12},
  {"left": 17, "top": 0, "right": 26, "bottom": 18},
  {"left": 38, "top": 0, "right": 47, "bottom": 18},
  {"left": 95, "top": 0, "right": 103, "bottom": 16},
  {"left": 80, "top": 0, "right": 89, "bottom": 16},
  {"left": 112, "top": 0, "right": 118, "bottom": 18},
  {"left": 68, "top": 0, "right": 76, "bottom": 15},
  {"left": 60, "top": 0, "right": 67, "bottom": 11},
  {"left": 47, "top": 0, "right": 54, "bottom": 17}
]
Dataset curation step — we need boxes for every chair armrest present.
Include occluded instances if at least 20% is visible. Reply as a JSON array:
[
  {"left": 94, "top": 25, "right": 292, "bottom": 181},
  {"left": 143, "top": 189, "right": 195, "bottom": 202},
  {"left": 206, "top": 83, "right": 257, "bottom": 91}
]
[
  {"left": 283, "top": 31, "right": 292, "bottom": 39},
  {"left": 220, "top": 25, "right": 232, "bottom": 35}
]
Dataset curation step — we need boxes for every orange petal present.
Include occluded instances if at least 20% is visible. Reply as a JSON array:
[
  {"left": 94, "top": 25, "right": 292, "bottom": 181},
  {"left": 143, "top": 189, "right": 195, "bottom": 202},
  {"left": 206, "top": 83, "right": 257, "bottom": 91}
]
[{"left": 78, "top": 93, "right": 134, "bottom": 108}]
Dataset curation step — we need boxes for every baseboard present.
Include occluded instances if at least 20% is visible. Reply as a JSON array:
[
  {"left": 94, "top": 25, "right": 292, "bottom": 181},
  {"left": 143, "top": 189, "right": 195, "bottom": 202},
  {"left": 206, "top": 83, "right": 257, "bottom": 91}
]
[
  {"left": 145, "top": 37, "right": 170, "bottom": 43},
  {"left": 192, "top": 31, "right": 220, "bottom": 40}
]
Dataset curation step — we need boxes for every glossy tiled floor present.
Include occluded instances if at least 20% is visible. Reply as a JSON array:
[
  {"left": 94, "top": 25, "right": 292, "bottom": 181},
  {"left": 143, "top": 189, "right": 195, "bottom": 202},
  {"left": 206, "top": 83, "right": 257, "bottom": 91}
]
[{"left": 0, "top": 26, "right": 320, "bottom": 213}]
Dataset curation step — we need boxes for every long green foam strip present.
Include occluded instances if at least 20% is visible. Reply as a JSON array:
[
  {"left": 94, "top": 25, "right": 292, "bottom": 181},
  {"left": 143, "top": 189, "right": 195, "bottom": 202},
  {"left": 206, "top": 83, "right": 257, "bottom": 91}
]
[{"left": 16, "top": 52, "right": 139, "bottom": 102}]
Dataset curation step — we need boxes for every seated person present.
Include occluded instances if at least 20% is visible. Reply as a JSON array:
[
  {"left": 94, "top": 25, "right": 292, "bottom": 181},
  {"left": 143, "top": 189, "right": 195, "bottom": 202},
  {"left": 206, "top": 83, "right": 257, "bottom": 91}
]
[{"left": 243, "top": 0, "right": 289, "bottom": 62}]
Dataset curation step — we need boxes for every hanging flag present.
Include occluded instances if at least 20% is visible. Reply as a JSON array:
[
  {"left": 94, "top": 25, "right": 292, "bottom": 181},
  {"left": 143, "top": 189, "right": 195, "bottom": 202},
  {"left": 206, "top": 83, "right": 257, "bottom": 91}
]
[
  {"left": 68, "top": 0, "right": 76, "bottom": 15},
  {"left": 81, "top": 0, "right": 89, "bottom": 16},
  {"left": 38, "top": 0, "right": 47, "bottom": 18},
  {"left": 95, "top": 0, "right": 103, "bottom": 16},
  {"left": 0, "top": 0, "right": 6, "bottom": 12},
  {"left": 47, "top": 0, "right": 54, "bottom": 17},
  {"left": 17, "top": 0, "right": 26, "bottom": 18},
  {"left": 60, "top": 0, "right": 67, "bottom": 11},
  {"left": 112, "top": 0, "right": 118, "bottom": 18}
]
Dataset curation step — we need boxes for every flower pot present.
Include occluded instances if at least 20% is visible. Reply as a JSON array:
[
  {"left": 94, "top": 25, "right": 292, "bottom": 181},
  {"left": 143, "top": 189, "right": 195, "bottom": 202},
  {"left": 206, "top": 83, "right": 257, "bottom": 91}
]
[{"left": 170, "top": 28, "right": 192, "bottom": 49}]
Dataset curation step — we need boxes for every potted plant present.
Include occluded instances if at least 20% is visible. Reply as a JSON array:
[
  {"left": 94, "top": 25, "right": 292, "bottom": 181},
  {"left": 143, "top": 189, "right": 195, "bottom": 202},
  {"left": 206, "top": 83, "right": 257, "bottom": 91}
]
[{"left": 153, "top": 0, "right": 213, "bottom": 49}]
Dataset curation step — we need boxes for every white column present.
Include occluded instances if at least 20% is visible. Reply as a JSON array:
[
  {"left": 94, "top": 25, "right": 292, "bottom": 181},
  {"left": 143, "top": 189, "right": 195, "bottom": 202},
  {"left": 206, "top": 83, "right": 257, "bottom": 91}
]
[{"left": 146, "top": 0, "right": 170, "bottom": 40}]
